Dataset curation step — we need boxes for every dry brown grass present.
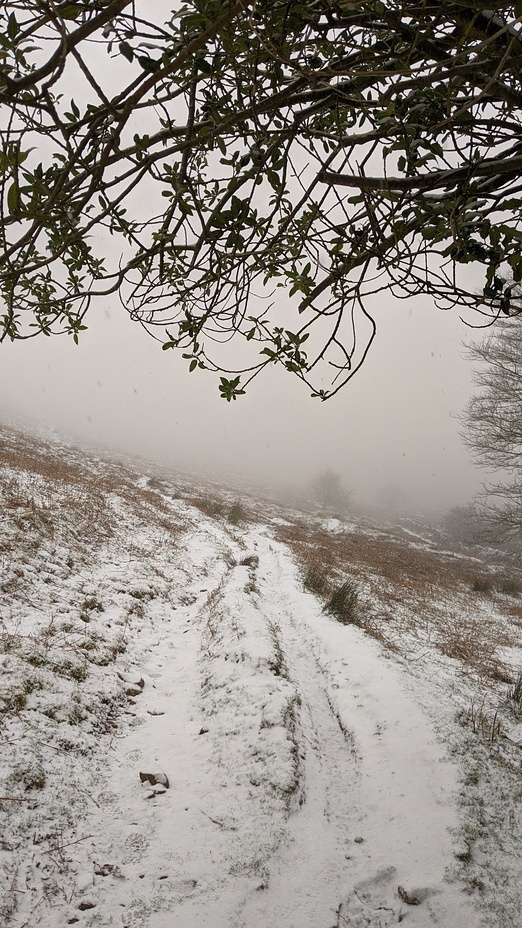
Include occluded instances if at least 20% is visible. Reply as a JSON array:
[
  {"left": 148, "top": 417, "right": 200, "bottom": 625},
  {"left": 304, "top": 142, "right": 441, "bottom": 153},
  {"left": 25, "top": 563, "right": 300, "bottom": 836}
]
[
  {"left": 0, "top": 424, "right": 187, "bottom": 550},
  {"left": 275, "top": 518, "right": 522, "bottom": 685},
  {"left": 190, "top": 494, "right": 253, "bottom": 525}
]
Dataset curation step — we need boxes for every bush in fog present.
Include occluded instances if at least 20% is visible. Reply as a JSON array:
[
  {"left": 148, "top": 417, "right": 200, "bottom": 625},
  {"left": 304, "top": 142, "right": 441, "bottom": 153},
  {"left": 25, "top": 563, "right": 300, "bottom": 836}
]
[
  {"left": 441, "top": 502, "right": 522, "bottom": 557},
  {"left": 441, "top": 504, "right": 488, "bottom": 547},
  {"left": 310, "top": 470, "right": 352, "bottom": 516},
  {"left": 377, "top": 483, "right": 407, "bottom": 513}
]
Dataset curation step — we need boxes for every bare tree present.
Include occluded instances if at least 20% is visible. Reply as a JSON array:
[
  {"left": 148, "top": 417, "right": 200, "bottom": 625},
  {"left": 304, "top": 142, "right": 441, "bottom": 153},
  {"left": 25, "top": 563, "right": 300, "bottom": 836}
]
[
  {"left": 440, "top": 503, "right": 490, "bottom": 547},
  {"left": 2, "top": 3, "right": 522, "bottom": 398},
  {"left": 462, "top": 317, "right": 522, "bottom": 542}
]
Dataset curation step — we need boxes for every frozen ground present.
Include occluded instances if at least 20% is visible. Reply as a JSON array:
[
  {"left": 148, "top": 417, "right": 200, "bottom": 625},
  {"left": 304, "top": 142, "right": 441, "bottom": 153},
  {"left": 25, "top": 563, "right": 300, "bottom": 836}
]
[{"left": 1, "top": 425, "right": 522, "bottom": 927}]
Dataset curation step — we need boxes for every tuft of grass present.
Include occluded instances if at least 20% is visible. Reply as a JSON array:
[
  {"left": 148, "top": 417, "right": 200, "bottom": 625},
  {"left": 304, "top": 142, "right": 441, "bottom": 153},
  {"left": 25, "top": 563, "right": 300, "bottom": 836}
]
[
  {"left": 497, "top": 578, "right": 520, "bottom": 597},
  {"left": 468, "top": 697, "right": 502, "bottom": 744},
  {"left": 508, "top": 669, "right": 522, "bottom": 710},
  {"left": 192, "top": 496, "right": 225, "bottom": 518},
  {"left": 128, "top": 588, "right": 156, "bottom": 601},
  {"left": 267, "top": 621, "right": 288, "bottom": 678},
  {"left": 82, "top": 596, "right": 104, "bottom": 612},
  {"left": 303, "top": 561, "right": 330, "bottom": 596},
  {"left": 323, "top": 578, "right": 361, "bottom": 626}
]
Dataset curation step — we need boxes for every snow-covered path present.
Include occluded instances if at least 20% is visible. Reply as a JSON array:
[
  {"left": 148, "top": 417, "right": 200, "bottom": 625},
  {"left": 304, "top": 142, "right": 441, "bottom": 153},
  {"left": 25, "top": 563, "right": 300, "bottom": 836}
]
[
  {"left": 66, "top": 516, "right": 480, "bottom": 928},
  {"left": 1, "top": 442, "right": 486, "bottom": 928},
  {"left": 245, "top": 532, "right": 479, "bottom": 927}
]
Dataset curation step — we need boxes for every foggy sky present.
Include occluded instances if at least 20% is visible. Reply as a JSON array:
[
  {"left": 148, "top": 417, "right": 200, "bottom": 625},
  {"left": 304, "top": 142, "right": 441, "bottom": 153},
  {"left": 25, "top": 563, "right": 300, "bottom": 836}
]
[
  {"left": 0, "top": 287, "right": 486, "bottom": 515},
  {"left": 0, "top": 3, "right": 496, "bottom": 518}
]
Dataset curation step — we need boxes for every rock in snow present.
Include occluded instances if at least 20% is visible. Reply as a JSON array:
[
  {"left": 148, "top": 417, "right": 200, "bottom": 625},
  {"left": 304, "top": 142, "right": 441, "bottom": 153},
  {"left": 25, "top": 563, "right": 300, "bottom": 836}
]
[{"left": 139, "top": 771, "right": 169, "bottom": 788}]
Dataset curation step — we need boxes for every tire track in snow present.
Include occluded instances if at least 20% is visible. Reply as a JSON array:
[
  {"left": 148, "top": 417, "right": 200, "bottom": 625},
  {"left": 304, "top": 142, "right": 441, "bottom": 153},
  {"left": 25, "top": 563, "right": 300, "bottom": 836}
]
[
  {"left": 80, "top": 521, "right": 249, "bottom": 928},
  {"left": 234, "top": 536, "right": 364, "bottom": 928}
]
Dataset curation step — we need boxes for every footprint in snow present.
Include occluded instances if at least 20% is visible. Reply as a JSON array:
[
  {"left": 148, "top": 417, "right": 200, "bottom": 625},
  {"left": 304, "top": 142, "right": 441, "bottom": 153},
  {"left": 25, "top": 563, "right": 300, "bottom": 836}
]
[{"left": 336, "top": 867, "right": 397, "bottom": 927}]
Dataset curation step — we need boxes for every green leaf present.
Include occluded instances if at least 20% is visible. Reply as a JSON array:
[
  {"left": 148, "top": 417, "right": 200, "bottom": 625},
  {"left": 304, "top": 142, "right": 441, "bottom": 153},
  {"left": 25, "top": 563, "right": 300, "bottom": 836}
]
[
  {"left": 60, "top": 5, "right": 84, "bottom": 19},
  {"left": 218, "top": 376, "right": 245, "bottom": 401},
  {"left": 196, "top": 56, "right": 213, "bottom": 73},
  {"left": 119, "top": 42, "right": 134, "bottom": 62},
  {"left": 7, "top": 183, "right": 19, "bottom": 215},
  {"left": 138, "top": 55, "right": 160, "bottom": 72},
  {"left": 7, "top": 13, "right": 19, "bottom": 40}
]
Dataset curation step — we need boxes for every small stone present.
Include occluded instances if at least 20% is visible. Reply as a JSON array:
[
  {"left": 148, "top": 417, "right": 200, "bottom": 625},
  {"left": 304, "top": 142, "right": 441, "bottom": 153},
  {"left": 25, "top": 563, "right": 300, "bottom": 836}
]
[
  {"left": 454, "top": 843, "right": 471, "bottom": 862},
  {"left": 354, "top": 836, "right": 364, "bottom": 844},
  {"left": 398, "top": 885, "right": 420, "bottom": 906},
  {"left": 139, "top": 771, "right": 169, "bottom": 788},
  {"left": 78, "top": 900, "right": 96, "bottom": 911},
  {"left": 119, "top": 672, "right": 145, "bottom": 694},
  {"left": 94, "top": 863, "right": 124, "bottom": 879},
  {"left": 198, "top": 727, "right": 209, "bottom": 735}
]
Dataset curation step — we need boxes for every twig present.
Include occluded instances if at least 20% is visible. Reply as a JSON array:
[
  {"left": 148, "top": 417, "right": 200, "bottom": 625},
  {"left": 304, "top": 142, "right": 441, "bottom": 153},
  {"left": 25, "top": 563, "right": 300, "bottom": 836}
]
[
  {"left": 44, "top": 834, "right": 94, "bottom": 854},
  {"left": 0, "top": 796, "right": 30, "bottom": 801},
  {"left": 75, "top": 786, "right": 101, "bottom": 809},
  {"left": 199, "top": 810, "right": 237, "bottom": 830}
]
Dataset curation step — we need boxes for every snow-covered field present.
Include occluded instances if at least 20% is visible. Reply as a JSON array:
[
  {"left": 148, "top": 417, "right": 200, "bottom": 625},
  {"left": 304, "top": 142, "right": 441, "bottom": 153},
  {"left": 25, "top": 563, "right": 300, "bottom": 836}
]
[{"left": 1, "top": 424, "right": 522, "bottom": 928}]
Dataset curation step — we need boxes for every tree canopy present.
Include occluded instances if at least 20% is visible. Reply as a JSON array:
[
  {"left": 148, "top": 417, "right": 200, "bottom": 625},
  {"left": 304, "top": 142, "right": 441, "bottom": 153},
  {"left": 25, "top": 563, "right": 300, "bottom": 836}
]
[{"left": 2, "top": 1, "right": 522, "bottom": 398}]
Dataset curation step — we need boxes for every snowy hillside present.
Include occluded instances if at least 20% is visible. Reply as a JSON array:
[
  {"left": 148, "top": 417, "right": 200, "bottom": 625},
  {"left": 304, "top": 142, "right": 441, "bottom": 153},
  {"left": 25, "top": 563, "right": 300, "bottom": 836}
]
[{"left": 1, "top": 424, "right": 522, "bottom": 928}]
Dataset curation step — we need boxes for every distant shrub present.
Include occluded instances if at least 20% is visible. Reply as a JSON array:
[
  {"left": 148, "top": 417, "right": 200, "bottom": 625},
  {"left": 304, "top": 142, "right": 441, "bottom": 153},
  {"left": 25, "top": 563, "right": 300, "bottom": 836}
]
[
  {"left": 228, "top": 501, "right": 245, "bottom": 524},
  {"left": 442, "top": 504, "right": 485, "bottom": 546},
  {"left": 323, "top": 578, "right": 361, "bottom": 626},
  {"left": 472, "top": 577, "right": 493, "bottom": 593},
  {"left": 310, "top": 469, "right": 352, "bottom": 515}
]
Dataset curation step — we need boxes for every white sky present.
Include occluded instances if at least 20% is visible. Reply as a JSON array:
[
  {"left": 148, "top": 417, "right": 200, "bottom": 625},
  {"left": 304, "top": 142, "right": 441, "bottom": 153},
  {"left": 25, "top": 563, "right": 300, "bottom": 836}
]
[
  {"left": 0, "top": 2, "right": 499, "bottom": 516},
  {"left": 0, "top": 285, "right": 486, "bottom": 514}
]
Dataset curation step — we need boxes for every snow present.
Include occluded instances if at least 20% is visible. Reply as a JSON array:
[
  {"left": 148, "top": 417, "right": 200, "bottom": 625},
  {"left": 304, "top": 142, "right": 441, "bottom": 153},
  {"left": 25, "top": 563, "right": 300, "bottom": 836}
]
[{"left": 2, "top": 425, "right": 522, "bottom": 927}]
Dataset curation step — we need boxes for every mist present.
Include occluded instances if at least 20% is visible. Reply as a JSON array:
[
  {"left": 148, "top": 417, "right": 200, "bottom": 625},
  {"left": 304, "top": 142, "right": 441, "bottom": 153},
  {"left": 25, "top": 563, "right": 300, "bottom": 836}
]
[{"left": 0, "top": 281, "right": 485, "bottom": 519}]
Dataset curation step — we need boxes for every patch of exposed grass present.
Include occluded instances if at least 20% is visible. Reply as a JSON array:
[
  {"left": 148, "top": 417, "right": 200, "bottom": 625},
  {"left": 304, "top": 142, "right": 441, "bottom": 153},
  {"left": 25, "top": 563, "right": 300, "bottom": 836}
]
[
  {"left": 192, "top": 496, "right": 225, "bottom": 518},
  {"left": 303, "top": 561, "right": 331, "bottom": 596},
  {"left": 323, "top": 578, "right": 362, "bottom": 626}
]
